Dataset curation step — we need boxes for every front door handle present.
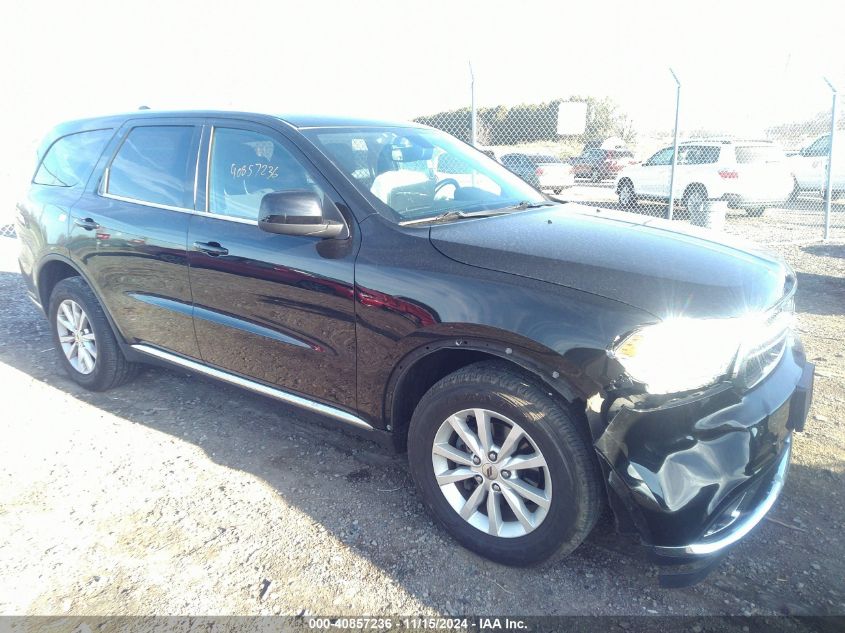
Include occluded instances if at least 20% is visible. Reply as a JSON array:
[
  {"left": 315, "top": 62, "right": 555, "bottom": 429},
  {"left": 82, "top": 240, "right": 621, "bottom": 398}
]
[
  {"left": 193, "top": 241, "right": 229, "bottom": 257},
  {"left": 74, "top": 217, "right": 100, "bottom": 231}
]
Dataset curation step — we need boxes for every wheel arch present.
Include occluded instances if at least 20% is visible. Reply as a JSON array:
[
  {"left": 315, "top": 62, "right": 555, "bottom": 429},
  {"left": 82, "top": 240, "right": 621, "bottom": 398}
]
[
  {"left": 616, "top": 176, "right": 634, "bottom": 193},
  {"left": 384, "top": 337, "right": 589, "bottom": 453},
  {"left": 682, "top": 182, "right": 708, "bottom": 202},
  {"left": 36, "top": 254, "right": 129, "bottom": 351}
]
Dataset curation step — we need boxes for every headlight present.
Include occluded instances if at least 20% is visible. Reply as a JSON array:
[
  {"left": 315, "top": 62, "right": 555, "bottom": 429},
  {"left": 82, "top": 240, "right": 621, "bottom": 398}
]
[{"left": 609, "top": 317, "right": 752, "bottom": 394}]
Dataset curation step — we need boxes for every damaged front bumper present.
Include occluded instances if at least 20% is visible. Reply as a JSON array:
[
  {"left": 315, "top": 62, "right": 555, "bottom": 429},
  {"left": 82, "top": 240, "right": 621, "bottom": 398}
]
[{"left": 595, "top": 340, "right": 814, "bottom": 586}]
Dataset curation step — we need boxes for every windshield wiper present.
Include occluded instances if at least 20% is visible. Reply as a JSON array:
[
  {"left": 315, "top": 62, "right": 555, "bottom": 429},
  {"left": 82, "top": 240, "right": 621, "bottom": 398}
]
[
  {"left": 495, "top": 200, "right": 556, "bottom": 212},
  {"left": 400, "top": 208, "right": 513, "bottom": 226},
  {"left": 400, "top": 200, "right": 556, "bottom": 226}
]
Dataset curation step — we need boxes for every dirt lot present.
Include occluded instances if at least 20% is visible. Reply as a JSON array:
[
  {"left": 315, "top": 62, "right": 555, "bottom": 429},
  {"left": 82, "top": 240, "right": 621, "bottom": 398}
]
[{"left": 0, "top": 219, "right": 843, "bottom": 618}]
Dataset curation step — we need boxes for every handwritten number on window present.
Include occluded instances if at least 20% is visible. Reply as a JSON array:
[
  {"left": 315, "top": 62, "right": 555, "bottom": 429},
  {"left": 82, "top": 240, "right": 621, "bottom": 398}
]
[{"left": 230, "top": 163, "right": 279, "bottom": 179}]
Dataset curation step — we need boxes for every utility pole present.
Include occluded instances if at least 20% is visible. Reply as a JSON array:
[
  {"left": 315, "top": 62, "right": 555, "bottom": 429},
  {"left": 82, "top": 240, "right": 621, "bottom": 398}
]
[
  {"left": 469, "top": 61, "right": 477, "bottom": 147},
  {"left": 823, "top": 77, "right": 838, "bottom": 240},
  {"left": 667, "top": 68, "right": 681, "bottom": 221}
]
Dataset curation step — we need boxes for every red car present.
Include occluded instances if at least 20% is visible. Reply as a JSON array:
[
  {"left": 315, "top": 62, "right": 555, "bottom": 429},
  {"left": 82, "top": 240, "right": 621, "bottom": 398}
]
[{"left": 570, "top": 147, "right": 637, "bottom": 182}]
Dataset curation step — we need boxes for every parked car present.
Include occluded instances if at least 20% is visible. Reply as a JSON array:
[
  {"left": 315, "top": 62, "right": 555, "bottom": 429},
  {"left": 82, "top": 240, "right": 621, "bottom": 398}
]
[
  {"left": 789, "top": 134, "right": 845, "bottom": 196},
  {"left": 18, "top": 111, "right": 813, "bottom": 586},
  {"left": 570, "top": 147, "right": 637, "bottom": 182},
  {"left": 500, "top": 152, "right": 574, "bottom": 193},
  {"left": 616, "top": 140, "right": 794, "bottom": 217}
]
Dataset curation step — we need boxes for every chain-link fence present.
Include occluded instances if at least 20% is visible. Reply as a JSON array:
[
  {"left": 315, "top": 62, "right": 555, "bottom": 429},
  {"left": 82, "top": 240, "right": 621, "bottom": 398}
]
[{"left": 414, "top": 79, "right": 844, "bottom": 245}]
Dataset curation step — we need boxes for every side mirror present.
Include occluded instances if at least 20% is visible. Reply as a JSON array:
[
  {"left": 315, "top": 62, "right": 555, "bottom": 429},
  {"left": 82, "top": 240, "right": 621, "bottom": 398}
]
[{"left": 258, "top": 190, "right": 345, "bottom": 239}]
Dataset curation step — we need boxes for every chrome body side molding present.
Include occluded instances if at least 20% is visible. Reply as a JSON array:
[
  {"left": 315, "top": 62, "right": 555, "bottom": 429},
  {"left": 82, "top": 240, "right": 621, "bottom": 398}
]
[{"left": 131, "top": 344, "right": 373, "bottom": 431}]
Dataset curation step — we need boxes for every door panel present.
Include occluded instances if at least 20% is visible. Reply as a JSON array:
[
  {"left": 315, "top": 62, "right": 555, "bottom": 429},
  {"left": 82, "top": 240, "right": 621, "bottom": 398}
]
[
  {"left": 638, "top": 147, "right": 673, "bottom": 197},
  {"left": 187, "top": 121, "right": 358, "bottom": 409},
  {"left": 67, "top": 119, "right": 202, "bottom": 358}
]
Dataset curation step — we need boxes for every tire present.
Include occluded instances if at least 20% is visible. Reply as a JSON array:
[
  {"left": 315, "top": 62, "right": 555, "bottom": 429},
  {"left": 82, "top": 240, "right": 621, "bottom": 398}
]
[
  {"left": 407, "top": 361, "right": 602, "bottom": 566},
  {"left": 590, "top": 168, "right": 601, "bottom": 183},
  {"left": 48, "top": 276, "right": 138, "bottom": 391},
  {"left": 684, "top": 186, "right": 708, "bottom": 222},
  {"left": 617, "top": 180, "right": 638, "bottom": 209},
  {"left": 552, "top": 187, "right": 563, "bottom": 194},
  {"left": 746, "top": 206, "right": 767, "bottom": 217}
]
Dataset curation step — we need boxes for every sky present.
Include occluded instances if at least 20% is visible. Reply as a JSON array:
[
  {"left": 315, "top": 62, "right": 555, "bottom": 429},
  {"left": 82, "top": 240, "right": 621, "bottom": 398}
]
[{"left": 2, "top": 0, "right": 844, "bottom": 188}]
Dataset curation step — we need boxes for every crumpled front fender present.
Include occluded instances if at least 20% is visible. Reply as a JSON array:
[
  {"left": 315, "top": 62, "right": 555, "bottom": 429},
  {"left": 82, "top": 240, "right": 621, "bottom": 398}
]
[{"left": 595, "top": 342, "right": 806, "bottom": 547}]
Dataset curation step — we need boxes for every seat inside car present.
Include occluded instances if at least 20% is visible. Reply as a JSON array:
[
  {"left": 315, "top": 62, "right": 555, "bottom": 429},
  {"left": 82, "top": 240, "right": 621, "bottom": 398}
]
[{"left": 370, "top": 143, "right": 435, "bottom": 214}]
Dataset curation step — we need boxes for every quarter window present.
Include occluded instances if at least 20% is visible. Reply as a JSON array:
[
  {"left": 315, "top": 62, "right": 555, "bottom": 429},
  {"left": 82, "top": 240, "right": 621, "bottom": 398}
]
[
  {"left": 33, "top": 129, "right": 113, "bottom": 188},
  {"left": 208, "top": 128, "right": 325, "bottom": 221},
  {"left": 107, "top": 126, "right": 196, "bottom": 208}
]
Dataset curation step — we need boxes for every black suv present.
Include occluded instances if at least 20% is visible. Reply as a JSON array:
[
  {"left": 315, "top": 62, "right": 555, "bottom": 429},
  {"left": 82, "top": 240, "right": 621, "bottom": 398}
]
[{"left": 16, "top": 111, "right": 813, "bottom": 586}]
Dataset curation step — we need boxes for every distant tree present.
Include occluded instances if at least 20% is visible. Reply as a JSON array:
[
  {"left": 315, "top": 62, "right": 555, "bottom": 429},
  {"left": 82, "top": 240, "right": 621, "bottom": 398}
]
[
  {"left": 765, "top": 109, "right": 845, "bottom": 144},
  {"left": 414, "top": 96, "right": 636, "bottom": 147}
]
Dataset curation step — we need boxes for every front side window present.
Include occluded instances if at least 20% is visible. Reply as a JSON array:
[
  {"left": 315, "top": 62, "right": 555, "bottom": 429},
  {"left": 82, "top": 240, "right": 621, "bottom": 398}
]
[
  {"left": 33, "top": 129, "right": 113, "bottom": 188},
  {"left": 208, "top": 127, "right": 327, "bottom": 221},
  {"left": 107, "top": 126, "right": 196, "bottom": 208},
  {"left": 306, "top": 127, "right": 545, "bottom": 223},
  {"left": 804, "top": 135, "right": 830, "bottom": 157},
  {"left": 646, "top": 147, "right": 674, "bottom": 166}
]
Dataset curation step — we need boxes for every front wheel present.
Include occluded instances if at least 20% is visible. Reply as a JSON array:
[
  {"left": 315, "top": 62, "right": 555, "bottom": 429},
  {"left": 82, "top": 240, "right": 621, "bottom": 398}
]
[
  {"left": 407, "top": 361, "right": 602, "bottom": 566},
  {"left": 617, "top": 180, "right": 638, "bottom": 209},
  {"left": 48, "top": 277, "right": 138, "bottom": 391},
  {"left": 746, "top": 206, "right": 767, "bottom": 217}
]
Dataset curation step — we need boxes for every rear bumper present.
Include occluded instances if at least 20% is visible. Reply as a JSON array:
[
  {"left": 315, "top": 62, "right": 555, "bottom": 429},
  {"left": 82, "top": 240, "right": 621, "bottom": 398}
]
[{"left": 596, "top": 340, "right": 814, "bottom": 585}]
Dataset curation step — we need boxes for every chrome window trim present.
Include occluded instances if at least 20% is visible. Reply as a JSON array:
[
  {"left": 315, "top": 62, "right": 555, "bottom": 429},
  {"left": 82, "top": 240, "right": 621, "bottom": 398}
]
[
  {"left": 99, "top": 191, "right": 196, "bottom": 215},
  {"left": 131, "top": 344, "right": 373, "bottom": 431},
  {"left": 205, "top": 125, "right": 214, "bottom": 213},
  {"left": 97, "top": 190, "right": 259, "bottom": 225}
]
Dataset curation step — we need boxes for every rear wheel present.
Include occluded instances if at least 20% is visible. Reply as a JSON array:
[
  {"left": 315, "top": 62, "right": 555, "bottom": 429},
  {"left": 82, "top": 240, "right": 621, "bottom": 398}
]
[
  {"left": 684, "top": 186, "right": 708, "bottom": 220},
  {"left": 552, "top": 187, "right": 563, "bottom": 194},
  {"left": 48, "top": 277, "right": 137, "bottom": 391},
  {"left": 407, "top": 361, "right": 602, "bottom": 566}
]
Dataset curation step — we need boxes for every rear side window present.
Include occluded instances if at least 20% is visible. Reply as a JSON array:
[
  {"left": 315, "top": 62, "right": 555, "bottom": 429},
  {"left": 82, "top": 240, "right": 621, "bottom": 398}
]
[
  {"left": 33, "top": 129, "right": 113, "bottom": 188},
  {"left": 106, "top": 126, "right": 196, "bottom": 208},
  {"left": 735, "top": 146, "right": 785, "bottom": 163},
  {"left": 678, "top": 146, "right": 720, "bottom": 165}
]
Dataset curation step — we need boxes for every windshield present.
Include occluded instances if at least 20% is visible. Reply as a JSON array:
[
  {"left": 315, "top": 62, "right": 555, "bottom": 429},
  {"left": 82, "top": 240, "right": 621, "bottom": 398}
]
[{"left": 303, "top": 126, "right": 546, "bottom": 223}]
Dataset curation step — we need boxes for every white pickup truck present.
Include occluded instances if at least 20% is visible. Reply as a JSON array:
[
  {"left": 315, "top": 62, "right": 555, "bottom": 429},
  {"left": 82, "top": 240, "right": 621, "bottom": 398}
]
[{"left": 790, "top": 134, "right": 845, "bottom": 196}]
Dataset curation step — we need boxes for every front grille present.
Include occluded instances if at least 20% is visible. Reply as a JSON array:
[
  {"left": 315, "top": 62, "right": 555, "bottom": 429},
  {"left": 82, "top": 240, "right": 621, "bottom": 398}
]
[{"left": 733, "top": 296, "right": 794, "bottom": 390}]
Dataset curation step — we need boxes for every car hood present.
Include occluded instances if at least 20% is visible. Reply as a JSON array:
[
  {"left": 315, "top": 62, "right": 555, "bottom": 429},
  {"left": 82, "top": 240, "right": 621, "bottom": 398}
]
[{"left": 429, "top": 204, "right": 791, "bottom": 319}]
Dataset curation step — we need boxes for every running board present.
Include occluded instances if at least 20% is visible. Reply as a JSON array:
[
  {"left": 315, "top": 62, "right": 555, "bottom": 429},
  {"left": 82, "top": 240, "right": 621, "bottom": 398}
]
[{"left": 131, "top": 344, "right": 374, "bottom": 431}]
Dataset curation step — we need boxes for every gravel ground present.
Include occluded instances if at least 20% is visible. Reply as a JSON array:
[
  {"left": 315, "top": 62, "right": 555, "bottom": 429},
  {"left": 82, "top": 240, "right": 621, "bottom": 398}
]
[{"left": 0, "top": 225, "right": 843, "bottom": 618}]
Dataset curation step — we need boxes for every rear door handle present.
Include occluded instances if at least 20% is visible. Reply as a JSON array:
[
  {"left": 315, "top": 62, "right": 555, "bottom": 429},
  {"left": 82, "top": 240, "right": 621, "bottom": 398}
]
[
  {"left": 74, "top": 217, "right": 100, "bottom": 231},
  {"left": 193, "top": 241, "right": 229, "bottom": 257}
]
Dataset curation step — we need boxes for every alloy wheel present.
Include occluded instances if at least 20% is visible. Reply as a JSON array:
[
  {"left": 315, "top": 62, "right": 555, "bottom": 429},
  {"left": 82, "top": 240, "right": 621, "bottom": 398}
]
[
  {"left": 687, "top": 190, "right": 706, "bottom": 218},
  {"left": 431, "top": 408, "right": 552, "bottom": 538},
  {"left": 56, "top": 299, "right": 97, "bottom": 374}
]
